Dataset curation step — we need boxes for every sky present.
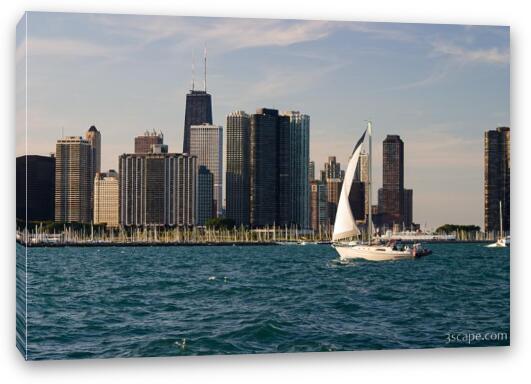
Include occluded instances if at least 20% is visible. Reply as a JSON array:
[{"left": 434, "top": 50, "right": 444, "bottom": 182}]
[{"left": 15, "top": 12, "right": 510, "bottom": 229}]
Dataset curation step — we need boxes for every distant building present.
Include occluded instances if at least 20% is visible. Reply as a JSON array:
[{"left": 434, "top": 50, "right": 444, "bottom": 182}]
[
  {"left": 189, "top": 123, "right": 223, "bottom": 217},
  {"left": 16, "top": 155, "right": 55, "bottom": 222},
  {"left": 150, "top": 143, "right": 168, "bottom": 154},
  {"left": 250, "top": 108, "right": 280, "bottom": 227},
  {"left": 86, "top": 125, "right": 101, "bottom": 174},
  {"left": 197, "top": 166, "right": 214, "bottom": 226},
  {"left": 225, "top": 111, "right": 250, "bottom": 226},
  {"left": 484, "top": 127, "right": 510, "bottom": 233},
  {"left": 282, "top": 111, "right": 310, "bottom": 229},
  {"left": 119, "top": 153, "right": 197, "bottom": 226},
  {"left": 309, "top": 161, "right": 315, "bottom": 181},
  {"left": 134, "top": 130, "right": 164, "bottom": 154},
  {"left": 310, "top": 180, "right": 328, "bottom": 231},
  {"left": 403, "top": 189, "right": 413, "bottom": 229},
  {"left": 357, "top": 151, "right": 370, "bottom": 221},
  {"left": 321, "top": 156, "right": 342, "bottom": 182},
  {"left": 183, "top": 90, "right": 213, "bottom": 154},
  {"left": 94, "top": 170, "right": 119, "bottom": 227},
  {"left": 379, "top": 135, "right": 404, "bottom": 227},
  {"left": 55, "top": 136, "right": 93, "bottom": 223},
  {"left": 326, "top": 178, "right": 342, "bottom": 225}
]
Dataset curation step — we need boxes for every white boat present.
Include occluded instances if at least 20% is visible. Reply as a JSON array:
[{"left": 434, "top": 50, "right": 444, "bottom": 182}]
[
  {"left": 486, "top": 202, "right": 510, "bottom": 248},
  {"left": 332, "top": 121, "right": 431, "bottom": 261}
]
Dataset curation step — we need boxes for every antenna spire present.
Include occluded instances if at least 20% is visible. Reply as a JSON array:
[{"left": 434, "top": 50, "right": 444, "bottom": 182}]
[
  {"left": 191, "top": 50, "right": 195, "bottom": 91},
  {"left": 203, "top": 44, "right": 207, "bottom": 92}
]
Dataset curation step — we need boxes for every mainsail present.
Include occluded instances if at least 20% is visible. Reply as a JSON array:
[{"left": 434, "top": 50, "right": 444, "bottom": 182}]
[{"left": 332, "top": 129, "right": 367, "bottom": 242}]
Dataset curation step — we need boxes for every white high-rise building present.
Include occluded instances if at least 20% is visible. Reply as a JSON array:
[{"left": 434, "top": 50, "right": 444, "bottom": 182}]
[
  {"left": 94, "top": 170, "right": 119, "bottom": 227},
  {"left": 189, "top": 124, "right": 223, "bottom": 217}
]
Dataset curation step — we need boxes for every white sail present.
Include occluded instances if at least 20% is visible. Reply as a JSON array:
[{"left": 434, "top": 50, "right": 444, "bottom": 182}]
[{"left": 332, "top": 129, "right": 367, "bottom": 241}]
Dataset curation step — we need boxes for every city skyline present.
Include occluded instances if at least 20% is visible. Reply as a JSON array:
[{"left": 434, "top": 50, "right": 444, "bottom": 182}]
[{"left": 16, "top": 12, "right": 510, "bottom": 228}]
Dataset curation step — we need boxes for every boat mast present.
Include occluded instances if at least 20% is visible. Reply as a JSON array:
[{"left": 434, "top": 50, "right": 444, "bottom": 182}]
[
  {"left": 367, "top": 121, "right": 373, "bottom": 245},
  {"left": 499, "top": 200, "right": 503, "bottom": 238}
]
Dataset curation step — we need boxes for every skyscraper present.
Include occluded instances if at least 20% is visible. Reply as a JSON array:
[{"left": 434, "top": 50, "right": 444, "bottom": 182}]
[
  {"left": 189, "top": 123, "right": 223, "bottom": 217},
  {"left": 86, "top": 125, "right": 101, "bottom": 174},
  {"left": 320, "top": 156, "right": 343, "bottom": 225},
  {"left": 310, "top": 180, "right": 328, "bottom": 232},
  {"left": 119, "top": 153, "right": 197, "bottom": 226},
  {"left": 134, "top": 130, "right": 164, "bottom": 154},
  {"left": 321, "top": 156, "right": 342, "bottom": 181},
  {"left": 326, "top": 178, "right": 342, "bottom": 225},
  {"left": 403, "top": 189, "right": 413, "bottom": 230},
  {"left": 309, "top": 161, "right": 315, "bottom": 181},
  {"left": 357, "top": 151, "right": 370, "bottom": 222},
  {"left": 183, "top": 50, "right": 212, "bottom": 154},
  {"left": 484, "top": 127, "right": 510, "bottom": 233},
  {"left": 94, "top": 170, "right": 119, "bottom": 227},
  {"left": 197, "top": 165, "right": 214, "bottom": 226},
  {"left": 55, "top": 136, "right": 93, "bottom": 223},
  {"left": 282, "top": 111, "right": 310, "bottom": 229},
  {"left": 245, "top": 108, "right": 311, "bottom": 228},
  {"left": 379, "top": 135, "right": 404, "bottom": 227},
  {"left": 226, "top": 111, "right": 250, "bottom": 226},
  {"left": 16, "top": 155, "right": 55, "bottom": 223},
  {"left": 250, "top": 108, "right": 279, "bottom": 227}
]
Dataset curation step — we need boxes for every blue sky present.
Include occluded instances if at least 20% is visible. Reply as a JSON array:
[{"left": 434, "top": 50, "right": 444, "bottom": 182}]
[{"left": 16, "top": 12, "right": 509, "bottom": 229}]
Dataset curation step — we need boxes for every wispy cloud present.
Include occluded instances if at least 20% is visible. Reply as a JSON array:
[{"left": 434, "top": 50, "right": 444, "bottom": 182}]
[
  {"left": 91, "top": 15, "right": 336, "bottom": 54},
  {"left": 431, "top": 40, "right": 509, "bottom": 64},
  {"left": 28, "top": 37, "right": 114, "bottom": 58}
]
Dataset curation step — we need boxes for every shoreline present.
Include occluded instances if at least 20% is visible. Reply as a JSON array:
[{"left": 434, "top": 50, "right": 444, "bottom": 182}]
[{"left": 16, "top": 239, "right": 494, "bottom": 248}]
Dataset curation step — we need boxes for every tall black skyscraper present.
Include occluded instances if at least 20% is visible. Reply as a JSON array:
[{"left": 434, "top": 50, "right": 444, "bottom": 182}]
[
  {"left": 250, "top": 108, "right": 279, "bottom": 227},
  {"left": 380, "top": 135, "right": 404, "bottom": 226},
  {"left": 484, "top": 127, "right": 510, "bottom": 233},
  {"left": 183, "top": 50, "right": 212, "bottom": 154},
  {"left": 16, "top": 155, "right": 56, "bottom": 223},
  {"left": 226, "top": 111, "right": 251, "bottom": 226}
]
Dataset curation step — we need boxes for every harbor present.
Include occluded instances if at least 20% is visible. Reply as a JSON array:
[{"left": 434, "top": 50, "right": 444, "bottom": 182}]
[{"left": 16, "top": 225, "right": 502, "bottom": 247}]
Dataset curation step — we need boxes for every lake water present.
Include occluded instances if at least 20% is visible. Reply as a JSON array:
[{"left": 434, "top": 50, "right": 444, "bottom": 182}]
[{"left": 16, "top": 243, "right": 510, "bottom": 360}]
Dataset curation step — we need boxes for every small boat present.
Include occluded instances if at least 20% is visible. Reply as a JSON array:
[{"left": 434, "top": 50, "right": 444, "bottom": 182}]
[
  {"left": 486, "top": 202, "right": 510, "bottom": 248},
  {"left": 332, "top": 121, "right": 431, "bottom": 261}
]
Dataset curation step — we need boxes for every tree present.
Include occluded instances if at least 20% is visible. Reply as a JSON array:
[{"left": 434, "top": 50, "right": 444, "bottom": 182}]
[{"left": 205, "top": 217, "right": 236, "bottom": 230}]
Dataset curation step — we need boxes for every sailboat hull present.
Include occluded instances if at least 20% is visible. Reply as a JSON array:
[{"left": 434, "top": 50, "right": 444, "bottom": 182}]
[{"left": 333, "top": 244, "right": 428, "bottom": 261}]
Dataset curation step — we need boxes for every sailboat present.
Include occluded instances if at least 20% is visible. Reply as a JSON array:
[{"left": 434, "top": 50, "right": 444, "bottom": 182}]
[
  {"left": 486, "top": 201, "right": 510, "bottom": 248},
  {"left": 332, "top": 121, "right": 432, "bottom": 261}
]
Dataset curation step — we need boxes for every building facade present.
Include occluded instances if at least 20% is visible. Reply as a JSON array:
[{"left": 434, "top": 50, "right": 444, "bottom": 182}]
[
  {"left": 93, "top": 170, "right": 119, "bottom": 227},
  {"left": 134, "top": 130, "right": 164, "bottom": 154},
  {"left": 183, "top": 90, "right": 212, "bottom": 154},
  {"left": 357, "top": 151, "right": 370, "bottom": 222},
  {"left": 249, "top": 108, "right": 279, "bottom": 227},
  {"left": 16, "top": 155, "right": 55, "bottom": 223},
  {"left": 189, "top": 123, "right": 223, "bottom": 217},
  {"left": 225, "top": 111, "right": 250, "bottom": 226},
  {"left": 326, "top": 178, "right": 342, "bottom": 225},
  {"left": 309, "top": 161, "right": 315, "bottom": 181},
  {"left": 55, "top": 136, "right": 93, "bottom": 223},
  {"left": 403, "top": 189, "right": 413, "bottom": 230},
  {"left": 310, "top": 180, "right": 328, "bottom": 232},
  {"left": 119, "top": 153, "right": 197, "bottom": 226},
  {"left": 321, "top": 156, "right": 343, "bottom": 182},
  {"left": 197, "top": 166, "right": 214, "bottom": 226},
  {"left": 378, "top": 135, "right": 404, "bottom": 228},
  {"left": 484, "top": 127, "right": 510, "bottom": 233},
  {"left": 283, "top": 111, "right": 310, "bottom": 229},
  {"left": 86, "top": 125, "right": 101, "bottom": 174}
]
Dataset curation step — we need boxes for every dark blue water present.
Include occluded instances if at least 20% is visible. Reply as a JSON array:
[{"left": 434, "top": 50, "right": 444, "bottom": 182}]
[{"left": 17, "top": 243, "right": 509, "bottom": 360}]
